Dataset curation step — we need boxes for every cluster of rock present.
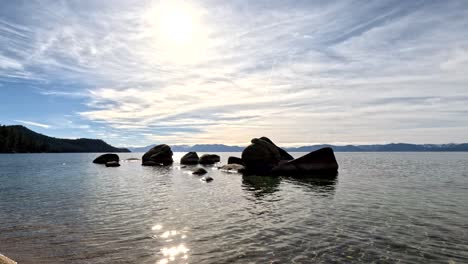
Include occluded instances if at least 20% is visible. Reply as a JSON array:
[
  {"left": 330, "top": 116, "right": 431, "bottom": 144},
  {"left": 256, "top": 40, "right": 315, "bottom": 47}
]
[
  {"left": 242, "top": 137, "right": 338, "bottom": 175},
  {"left": 92, "top": 137, "right": 339, "bottom": 177},
  {"left": 92, "top": 153, "right": 121, "bottom": 167},
  {"left": 180, "top": 152, "right": 220, "bottom": 165}
]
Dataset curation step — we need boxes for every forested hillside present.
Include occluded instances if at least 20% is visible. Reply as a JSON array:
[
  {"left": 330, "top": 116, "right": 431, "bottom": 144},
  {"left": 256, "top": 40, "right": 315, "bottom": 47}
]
[{"left": 0, "top": 125, "right": 129, "bottom": 153}]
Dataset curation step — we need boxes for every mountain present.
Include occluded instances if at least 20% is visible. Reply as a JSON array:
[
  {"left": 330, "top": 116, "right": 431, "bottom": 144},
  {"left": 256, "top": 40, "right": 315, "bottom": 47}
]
[
  {"left": 0, "top": 125, "right": 130, "bottom": 153},
  {"left": 129, "top": 143, "right": 468, "bottom": 152}
]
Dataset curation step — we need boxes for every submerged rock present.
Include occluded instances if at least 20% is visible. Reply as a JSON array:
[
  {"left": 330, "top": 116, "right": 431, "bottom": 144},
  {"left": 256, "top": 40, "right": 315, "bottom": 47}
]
[
  {"left": 142, "top": 144, "right": 173, "bottom": 166},
  {"left": 201, "top": 176, "right": 213, "bottom": 182},
  {"left": 199, "top": 154, "right": 220, "bottom": 165},
  {"left": 241, "top": 138, "right": 281, "bottom": 175},
  {"left": 93, "top": 153, "right": 119, "bottom": 164},
  {"left": 125, "top": 158, "right": 140, "bottom": 161},
  {"left": 105, "top": 161, "right": 120, "bottom": 167},
  {"left": 192, "top": 168, "right": 208, "bottom": 175},
  {"left": 228, "top": 156, "right": 244, "bottom": 165},
  {"left": 271, "top": 147, "right": 338, "bottom": 176},
  {"left": 219, "top": 164, "right": 245, "bottom": 173},
  {"left": 181, "top": 152, "right": 199, "bottom": 165}
]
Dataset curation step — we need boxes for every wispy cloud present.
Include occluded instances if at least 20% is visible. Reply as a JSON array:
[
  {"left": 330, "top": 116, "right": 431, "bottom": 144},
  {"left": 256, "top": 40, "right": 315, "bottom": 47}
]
[
  {"left": 14, "top": 119, "right": 51, "bottom": 129},
  {"left": 1, "top": 0, "right": 468, "bottom": 145}
]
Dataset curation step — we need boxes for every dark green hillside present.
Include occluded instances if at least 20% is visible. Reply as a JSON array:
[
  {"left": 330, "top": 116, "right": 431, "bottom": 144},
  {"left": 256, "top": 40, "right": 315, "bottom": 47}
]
[{"left": 0, "top": 125, "right": 130, "bottom": 153}]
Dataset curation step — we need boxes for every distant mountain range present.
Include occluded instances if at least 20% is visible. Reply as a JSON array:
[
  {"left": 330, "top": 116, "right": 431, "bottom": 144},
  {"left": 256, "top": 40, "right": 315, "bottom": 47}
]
[
  {"left": 129, "top": 143, "right": 468, "bottom": 152},
  {"left": 0, "top": 125, "right": 129, "bottom": 153},
  {"left": 2, "top": 125, "right": 467, "bottom": 153}
]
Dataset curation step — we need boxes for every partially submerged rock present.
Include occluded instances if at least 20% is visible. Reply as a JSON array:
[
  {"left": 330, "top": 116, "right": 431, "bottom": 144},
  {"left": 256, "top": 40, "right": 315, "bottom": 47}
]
[
  {"left": 201, "top": 176, "right": 213, "bottom": 182},
  {"left": 241, "top": 137, "right": 339, "bottom": 176},
  {"left": 93, "top": 153, "right": 119, "bottom": 164},
  {"left": 105, "top": 161, "right": 120, "bottom": 167},
  {"left": 271, "top": 147, "right": 338, "bottom": 176},
  {"left": 241, "top": 138, "right": 281, "bottom": 175},
  {"left": 125, "top": 158, "right": 140, "bottom": 161},
  {"left": 192, "top": 168, "right": 208, "bottom": 175},
  {"left": 228, "top": 156, "right": 244, "bottom": 165},
  {"left": 181, "top": 152, "right": 199, "bottom": 165},
  {"left": 219, "top": 164, "right": 245, "bottom": 173},
  {"left": 199, "top": 154, "right": 220, "bottom": 165},
  {"left": 142, "top": 144, "right": 173, "bottom": 166}
]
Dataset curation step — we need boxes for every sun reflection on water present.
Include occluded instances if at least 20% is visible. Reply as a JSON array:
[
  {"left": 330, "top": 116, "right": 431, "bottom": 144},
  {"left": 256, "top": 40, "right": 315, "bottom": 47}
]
[{"left": 152, "top": 224, "right": 190, "bottom": 263}]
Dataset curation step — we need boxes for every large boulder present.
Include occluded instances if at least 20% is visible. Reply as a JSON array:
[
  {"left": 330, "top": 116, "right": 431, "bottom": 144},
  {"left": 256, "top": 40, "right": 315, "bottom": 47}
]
[
  {"left": 181, "top": 152, "right": 199, "bottom": 165},
  {"left": 260, "top": 137, "right": 294, "bottom": 160},
  {"left": 142, "top": 144, "right": 173, "bottom": 166},
  {"left": 228, "top": 156, "right": 244, "bottom": 165},
  {"left": 271, "top": 147, "right": 338, "bottom": 176},
  {"left": 259, "top": 136, "right": 294, "bottom": 160},
  {"left": 93, "top": 153, "right": 119, "bottom": 164},
  {"left": 241, "top": 138, "right": 281, "bottom": 175},
  {"left": 199, "top": 154, "right": 220, "bottom": 165}
]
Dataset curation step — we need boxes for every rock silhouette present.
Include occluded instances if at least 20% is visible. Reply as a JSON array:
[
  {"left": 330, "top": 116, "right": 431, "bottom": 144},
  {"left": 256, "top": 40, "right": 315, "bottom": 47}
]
[
  {"left": 181, "top": 152, "right": 199, "bottom": 165},
  {"left": 241, "top": 138, "right": 281, "bottom": 175},
  {"left": 228, "top": 156, "right": 244, "bottom": 165},
  {"left": 199, "top": 154, "right": 220, "bottom": 165},
  {"left": 93, "top": 153, "right": 119, "bottom": 164},
  {"left": 271, "top": 147, "right": 338, "bottom": 176},
  {"left": 142, "top": 144, "right": 173, "bottom": 166}
]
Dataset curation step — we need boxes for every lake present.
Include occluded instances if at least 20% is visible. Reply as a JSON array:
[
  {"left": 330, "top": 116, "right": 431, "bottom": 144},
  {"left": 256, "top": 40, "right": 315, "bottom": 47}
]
[{"left": 0, "top": 152, "right": 467, "bottom": 263}]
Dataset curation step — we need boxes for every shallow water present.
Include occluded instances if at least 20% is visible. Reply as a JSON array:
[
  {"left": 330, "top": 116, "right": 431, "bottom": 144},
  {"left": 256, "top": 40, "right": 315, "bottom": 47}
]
[{"left": 0, "top": 152, "right": 467, "bottom": 263}]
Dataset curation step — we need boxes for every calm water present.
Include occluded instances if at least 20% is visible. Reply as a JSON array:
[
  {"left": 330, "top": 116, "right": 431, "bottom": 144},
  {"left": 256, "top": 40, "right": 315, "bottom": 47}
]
[{"left": 0, "top": 152, "right": 467, "bottom": 263}]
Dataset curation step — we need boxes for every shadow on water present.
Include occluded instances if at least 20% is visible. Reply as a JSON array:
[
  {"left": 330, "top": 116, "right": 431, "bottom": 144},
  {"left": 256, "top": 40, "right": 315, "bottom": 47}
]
[
  {"left": 242, "top": 172, "right": 338, "bottom": 198},
  {"left": 283, "top": 173, "right": 338, "bottom": 195},
  {"left": 242, "top": 175, "right": 282, "bottom": 198}
]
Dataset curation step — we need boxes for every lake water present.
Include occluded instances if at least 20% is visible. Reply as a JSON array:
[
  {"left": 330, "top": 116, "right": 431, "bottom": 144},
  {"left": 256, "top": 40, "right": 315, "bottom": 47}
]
[{"left": 0, "top": 152, "right": 467, "bottom": 263}]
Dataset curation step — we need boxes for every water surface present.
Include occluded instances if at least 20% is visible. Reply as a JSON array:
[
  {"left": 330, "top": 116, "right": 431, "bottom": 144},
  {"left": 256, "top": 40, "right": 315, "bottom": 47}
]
[{"left": 0, "top": 152, "right": 467, "bottom": 263}]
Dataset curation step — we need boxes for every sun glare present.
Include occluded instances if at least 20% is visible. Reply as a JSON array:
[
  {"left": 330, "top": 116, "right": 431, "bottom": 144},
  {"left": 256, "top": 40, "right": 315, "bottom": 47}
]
[
  {"left": 146, "top": 0, "right": 209, "bottom": 64},
  {"left": 159, "top": 7, "right": 193, "bottom": 45}
]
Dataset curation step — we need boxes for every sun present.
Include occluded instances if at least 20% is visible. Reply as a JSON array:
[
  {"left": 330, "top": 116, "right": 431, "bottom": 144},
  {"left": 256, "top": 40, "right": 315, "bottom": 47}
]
[
  {"left": 145, "top": 0, "right": 209, "bottom": 64},
  {"left": 159, "top": 6, "right": 193, "bottom": 45}
]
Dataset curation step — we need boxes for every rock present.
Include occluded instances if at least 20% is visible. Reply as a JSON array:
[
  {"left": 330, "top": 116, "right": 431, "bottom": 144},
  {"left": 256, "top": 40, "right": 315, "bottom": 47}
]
[
  {"left": 105, "top": 161, "right": 120, "bottom": 167},
  {"left": 0, "top": 254, "right": 17, "bottom": 264},
  {"left": 199, "top": 154, "right": 220, "bottom": 165},
  {"left": 192, "top": 168, "right": 208, "bottom": 175},
  {"left": 181, "top": 152, "right": 199, "bottom": 165},
  {"left": 271, "top": 147, "right": 338, "bottom": 176},
  {"left": 142, "top": 144, "right": 173, "bottom": 166},
  {"left": 93, "top": 153, "right": 119, "bottom": 164},
  {"left": 259, "top": 136, "right": 294, "bottom": 160},
  {"left": 228, "top": 156, "right": 244, "bottom": 165},
  {"left": 218, "top": 164, "right": 245, "bottom": 173},
  {"left": 126, "top": 158, "right": 140, "bottom": 161},
  {"left": 241, "top": 138, "right": 281, "bottom": 175},
  {"left": 201, "top": 176, "right": 213, "bottom": 182},
  {"left": 142, "top": 161, "right": 159, "bottom": 166}
]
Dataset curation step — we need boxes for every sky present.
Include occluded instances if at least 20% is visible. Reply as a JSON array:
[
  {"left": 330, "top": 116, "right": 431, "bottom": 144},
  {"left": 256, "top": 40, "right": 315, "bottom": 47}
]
[{"left": 1, "top": 0, "right": 468, "bottom": 147}]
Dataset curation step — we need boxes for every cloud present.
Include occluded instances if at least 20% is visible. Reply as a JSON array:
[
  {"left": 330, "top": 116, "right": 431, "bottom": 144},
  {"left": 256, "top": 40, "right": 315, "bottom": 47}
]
[
  {"left": 14, "top": 119, "right": 51, "bottom": 129},
  {"left": 2, "top": 0, "right": 468, "bottom": 145}
]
